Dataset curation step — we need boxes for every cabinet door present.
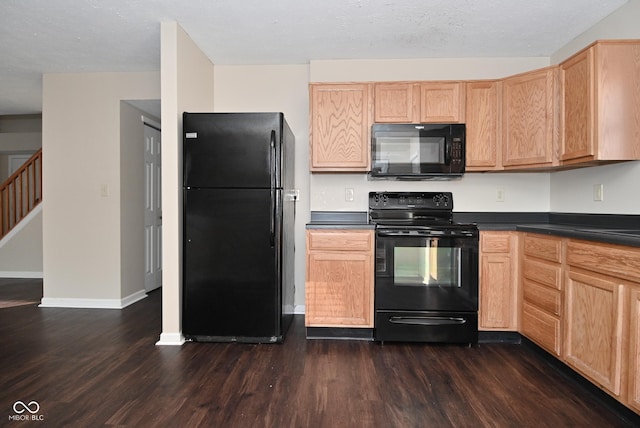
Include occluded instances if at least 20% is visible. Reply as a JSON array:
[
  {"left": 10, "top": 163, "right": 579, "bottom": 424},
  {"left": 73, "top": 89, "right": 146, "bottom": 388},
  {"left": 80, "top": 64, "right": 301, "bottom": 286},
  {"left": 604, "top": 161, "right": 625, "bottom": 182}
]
[
  {"left": 309, "top": 83, "right": 372, "bottom": 171},
  {"left": 564, "top": 269, "right": 624, "bottom": 397},
  {"left": 628, "top": 286, "right": 640, "bottom": 413},
  {"left": 419, "top": 82, "right": 465, "bottom": 123},
  {"left": 502, "top": 67, "right": 559, "bottom": 168},
  {"left": 374, "top": 82, "right": 419, "bottom": 123},
  {"left": 561, "top": 41, "right": 640, "bottom": 165},
  {"left": 305, "top": 230, "right": 374, "bottom": 327},
  {"left": 593, "top": 41, "right": 640, "bottom": 161},
  {"left": 479, "top": 232, "right": 518, "bottom": 330},
  {"left": 561, "top": 47, "right": 594, "bottom": 162},
  {"left": 465, "top": 81, "right": 501, "bottom": 170}
]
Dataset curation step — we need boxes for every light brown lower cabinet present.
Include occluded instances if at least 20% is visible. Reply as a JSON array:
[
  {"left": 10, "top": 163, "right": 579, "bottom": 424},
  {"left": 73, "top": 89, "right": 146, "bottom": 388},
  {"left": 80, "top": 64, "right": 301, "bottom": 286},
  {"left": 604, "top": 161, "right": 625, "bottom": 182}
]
[
  {"left": 305, "top": 228, "right": 640, "bottom": 414},
  {"left": 628, "top": 286, "right": 640, "bottom": 413},
  {"left": 479, "top": 231, "right": 518, "bottom": 330},
  {"left": 563, "top": 239, "right": 640, "bottom": 408},
  {"left": 503, "top": 234, "right": 640, "bottom": 415},
  {"left": 564, "top": 268, "right": 625, "bottom": 397},
  {"left": 305, "top": 229, "right": 374, "bottom": 327},
  {"left": 520, "top": 234, "right": 563, "bottom": 356}
]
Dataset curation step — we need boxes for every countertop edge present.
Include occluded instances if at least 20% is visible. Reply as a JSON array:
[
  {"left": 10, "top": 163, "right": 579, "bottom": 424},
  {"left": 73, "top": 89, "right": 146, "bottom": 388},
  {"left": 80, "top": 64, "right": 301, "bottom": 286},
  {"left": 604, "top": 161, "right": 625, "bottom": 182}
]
[{"left": 306, "top": 211, "right": 640, "bottom": 247}]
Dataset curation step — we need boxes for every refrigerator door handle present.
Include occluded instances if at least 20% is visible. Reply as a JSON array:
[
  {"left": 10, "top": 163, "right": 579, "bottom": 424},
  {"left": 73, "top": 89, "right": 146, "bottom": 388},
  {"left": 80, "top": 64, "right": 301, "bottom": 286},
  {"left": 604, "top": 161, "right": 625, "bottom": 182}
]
[{"left": 270, "top": 131, "right": 276, "bottom": 247}]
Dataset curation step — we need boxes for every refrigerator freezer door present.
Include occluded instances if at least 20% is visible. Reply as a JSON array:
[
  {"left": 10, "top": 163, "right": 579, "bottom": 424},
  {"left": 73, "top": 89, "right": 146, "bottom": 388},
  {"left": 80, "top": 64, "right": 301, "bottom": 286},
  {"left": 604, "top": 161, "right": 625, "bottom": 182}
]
[
  {"left": 183, "top": 188, "right": 283, "bottom": 341},
  {"left": 183, "top": 112, "right": 283, "bottom": 189}
]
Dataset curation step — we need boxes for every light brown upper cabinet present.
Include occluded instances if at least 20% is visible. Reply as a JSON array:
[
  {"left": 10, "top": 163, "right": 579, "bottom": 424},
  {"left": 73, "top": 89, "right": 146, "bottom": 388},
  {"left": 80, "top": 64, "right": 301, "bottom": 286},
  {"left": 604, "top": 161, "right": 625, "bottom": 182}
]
[
  {"left": 309, "top": 83, "right": 373, "bottom": 172},
  {"left": 502, "top": 66, "right": 561, "bottom": 169},
  {"left": 374, "top": 82, "right": 419, "bottom": 123},
  {"left": 465, "top": 80, "right": 502, "bottom": 171},
  {"left": 374, "top": 82, "right": 465, "bottom": 123},
  {"left": 560, "top": 40, "right": 640, "bottom": 165}
]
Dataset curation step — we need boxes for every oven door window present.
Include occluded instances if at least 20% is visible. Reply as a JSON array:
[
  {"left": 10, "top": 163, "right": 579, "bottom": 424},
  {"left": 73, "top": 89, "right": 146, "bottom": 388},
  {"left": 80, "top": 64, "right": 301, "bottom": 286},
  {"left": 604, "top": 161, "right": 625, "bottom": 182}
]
[
  {"left": 373, "top": 133, "right": 445, "bottom": 174},
  {"left": 375, "top": 233, "right": 479, "bottom": 311},
  {"left": 393, "top": 240, "right": 460, "bottom": 287}
]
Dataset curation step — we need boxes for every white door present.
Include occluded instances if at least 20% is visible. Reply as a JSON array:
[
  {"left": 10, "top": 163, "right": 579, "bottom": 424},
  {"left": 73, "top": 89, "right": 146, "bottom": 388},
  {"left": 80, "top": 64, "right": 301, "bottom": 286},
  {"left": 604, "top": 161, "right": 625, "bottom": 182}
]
[
  {"left": 8, "top": 154, "right": 32, "bottom": 176},
  {"left": 144, "top": 122, "right": 162, "bottom": 292}
]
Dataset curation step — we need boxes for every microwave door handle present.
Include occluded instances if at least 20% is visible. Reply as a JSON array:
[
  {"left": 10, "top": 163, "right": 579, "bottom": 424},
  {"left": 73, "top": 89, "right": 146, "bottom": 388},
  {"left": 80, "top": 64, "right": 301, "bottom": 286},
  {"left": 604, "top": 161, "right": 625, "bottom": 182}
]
[{"left": 445, "top": 139, "right": 452, "bottom": 165}]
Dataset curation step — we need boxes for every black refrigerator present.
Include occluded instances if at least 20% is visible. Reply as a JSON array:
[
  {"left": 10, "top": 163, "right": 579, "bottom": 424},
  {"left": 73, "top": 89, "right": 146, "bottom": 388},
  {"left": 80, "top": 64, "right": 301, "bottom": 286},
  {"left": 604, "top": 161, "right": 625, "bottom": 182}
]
[{"left": 182, "top": 112, "right": 296, "bottom": 343}]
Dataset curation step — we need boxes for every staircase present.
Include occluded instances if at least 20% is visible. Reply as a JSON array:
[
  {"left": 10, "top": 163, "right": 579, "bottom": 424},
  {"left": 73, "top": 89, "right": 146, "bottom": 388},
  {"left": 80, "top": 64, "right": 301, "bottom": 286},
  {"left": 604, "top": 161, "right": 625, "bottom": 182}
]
[{"left": 0, "top": 149, "right": 42, "bottom": 240}]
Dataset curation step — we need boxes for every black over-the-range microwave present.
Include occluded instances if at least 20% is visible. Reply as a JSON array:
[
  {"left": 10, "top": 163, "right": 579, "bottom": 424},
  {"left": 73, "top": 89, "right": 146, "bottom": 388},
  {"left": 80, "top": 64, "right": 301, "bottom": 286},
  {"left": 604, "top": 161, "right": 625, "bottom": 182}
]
[{"left": 369, "top": 123, "right": 465, "bottom": 180}]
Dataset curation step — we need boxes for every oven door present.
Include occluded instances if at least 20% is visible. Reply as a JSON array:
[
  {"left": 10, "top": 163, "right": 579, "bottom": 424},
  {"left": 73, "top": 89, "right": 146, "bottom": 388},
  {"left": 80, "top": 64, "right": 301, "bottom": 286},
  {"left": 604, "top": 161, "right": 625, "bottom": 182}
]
[{"left": 374, "top": 228, "right": 478, "bottom": 312}]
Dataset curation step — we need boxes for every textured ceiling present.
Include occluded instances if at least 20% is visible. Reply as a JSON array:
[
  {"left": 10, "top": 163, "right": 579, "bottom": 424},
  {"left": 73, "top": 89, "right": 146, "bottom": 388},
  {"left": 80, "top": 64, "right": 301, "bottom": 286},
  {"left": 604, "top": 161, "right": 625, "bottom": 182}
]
[{"left": 0, "top": 0, "right": 628, "bottom": 115}]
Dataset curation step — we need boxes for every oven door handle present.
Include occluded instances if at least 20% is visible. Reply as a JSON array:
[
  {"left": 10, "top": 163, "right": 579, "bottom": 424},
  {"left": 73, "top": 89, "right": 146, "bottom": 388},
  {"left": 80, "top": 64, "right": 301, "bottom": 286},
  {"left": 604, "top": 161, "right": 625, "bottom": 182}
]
[
  {"left": 388, "top": 316, "right": 467, "bottom": 326},
  {"left": 377, "top": 231, "right": 432, "bottom": 237},
  {"left": 377, "top": 230, "right": 475, "bottom": 237}
]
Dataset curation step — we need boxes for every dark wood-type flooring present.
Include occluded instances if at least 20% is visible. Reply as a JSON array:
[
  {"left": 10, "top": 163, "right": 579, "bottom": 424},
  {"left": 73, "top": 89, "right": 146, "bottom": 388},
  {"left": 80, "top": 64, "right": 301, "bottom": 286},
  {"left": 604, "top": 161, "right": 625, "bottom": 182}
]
[{"left": 1, "top": 278, "right": 638, "bottom": 427}]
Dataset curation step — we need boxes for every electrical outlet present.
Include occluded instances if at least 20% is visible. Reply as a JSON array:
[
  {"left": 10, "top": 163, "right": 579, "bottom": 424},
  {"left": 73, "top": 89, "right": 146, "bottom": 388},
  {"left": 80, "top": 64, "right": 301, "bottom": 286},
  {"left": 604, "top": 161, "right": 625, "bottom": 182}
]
[
  {"left": 496, "top": 188, "right": 505, "bottom": 202},
  {"left": 593, "top": 184, "right": 604, "bottom": 201},
  {"left": 345, "top": 188, "right": 354, "bottom": 202}
]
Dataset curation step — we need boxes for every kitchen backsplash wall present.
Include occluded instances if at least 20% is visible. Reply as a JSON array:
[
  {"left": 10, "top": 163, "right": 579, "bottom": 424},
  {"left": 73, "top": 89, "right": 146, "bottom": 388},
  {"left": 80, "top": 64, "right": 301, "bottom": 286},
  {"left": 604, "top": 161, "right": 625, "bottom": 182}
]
[
  {"left": 310, "top": 172, "right": 551, "bottom": 212},
  {"left": 550, "top": 161, "right": 640, "bottom": 214}
]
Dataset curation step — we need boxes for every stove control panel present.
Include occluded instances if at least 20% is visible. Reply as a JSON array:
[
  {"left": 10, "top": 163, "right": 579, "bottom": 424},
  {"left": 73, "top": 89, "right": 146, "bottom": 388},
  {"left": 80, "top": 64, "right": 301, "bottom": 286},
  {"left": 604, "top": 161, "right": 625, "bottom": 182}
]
[{"left": 369, "top": 192, "right": 453, "bottom": 210}]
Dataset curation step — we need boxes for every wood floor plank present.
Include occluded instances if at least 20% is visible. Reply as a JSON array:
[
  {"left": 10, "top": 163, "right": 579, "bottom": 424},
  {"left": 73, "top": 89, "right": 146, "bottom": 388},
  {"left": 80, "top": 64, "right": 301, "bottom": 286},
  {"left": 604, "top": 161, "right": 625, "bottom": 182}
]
[{"left": 0, "top": 279, "right": 638, "bottom": 427}]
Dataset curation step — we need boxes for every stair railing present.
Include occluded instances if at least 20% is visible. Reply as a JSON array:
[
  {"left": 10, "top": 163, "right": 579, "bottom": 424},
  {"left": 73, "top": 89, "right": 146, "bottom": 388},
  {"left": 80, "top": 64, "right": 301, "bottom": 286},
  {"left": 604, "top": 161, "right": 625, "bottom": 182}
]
[{"left": 0, "top": 149, "right": 42, "bottom": 240}]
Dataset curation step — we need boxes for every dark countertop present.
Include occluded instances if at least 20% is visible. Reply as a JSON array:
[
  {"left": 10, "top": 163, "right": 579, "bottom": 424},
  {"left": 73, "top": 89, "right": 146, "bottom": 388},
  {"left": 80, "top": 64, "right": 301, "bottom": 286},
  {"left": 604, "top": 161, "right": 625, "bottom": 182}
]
[
  {"left": 456, "top": 212, "right": 640, "bottom": 247},
  {"left": 308, "top": 211, "right": 640, "bottom": 247},
  {"left": 306, "top": 211, "right": 374, "bottom": 230}
]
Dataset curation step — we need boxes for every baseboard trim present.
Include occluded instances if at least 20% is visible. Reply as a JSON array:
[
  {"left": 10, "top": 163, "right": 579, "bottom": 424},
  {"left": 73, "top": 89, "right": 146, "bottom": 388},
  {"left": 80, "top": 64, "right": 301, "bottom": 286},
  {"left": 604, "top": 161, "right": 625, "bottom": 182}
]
[
  {"left": 0, "top": 271, "right": 43, "bottom": 278},
  {"left": 294, "top": 304, "right": 305, "bottom": 315},
  {"left": 156, "top": 332, "right": 186, "bottom": 346},
  {"left": 306, "top": 327, "right": 374, "bottom": 340},
  {"left": 121, "top": 290, "right": 147, "bottom": 308},
  {"left": 478, "top": 330, "right": 522, "bottom": 344},
  {"left": 39, "top": 290, "right": 147, "bottom": 309}
]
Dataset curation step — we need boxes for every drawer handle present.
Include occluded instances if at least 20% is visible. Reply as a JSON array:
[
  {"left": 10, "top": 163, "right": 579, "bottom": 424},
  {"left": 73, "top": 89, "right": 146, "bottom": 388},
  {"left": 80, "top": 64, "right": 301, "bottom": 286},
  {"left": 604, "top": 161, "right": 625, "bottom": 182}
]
[{"left": 388, "top": 316, "right": 466, "bottom": 326}]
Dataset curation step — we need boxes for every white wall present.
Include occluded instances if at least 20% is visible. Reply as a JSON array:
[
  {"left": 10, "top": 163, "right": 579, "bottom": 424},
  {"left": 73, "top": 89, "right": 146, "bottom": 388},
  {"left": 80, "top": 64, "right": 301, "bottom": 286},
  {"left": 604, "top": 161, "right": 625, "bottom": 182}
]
[
  {"left": 548, "top": 0, "right": 640, "bottom": 214},
  {"left": 158, "top": 22, "right": 214, "bottom": 344},
  {"left": 310, "top": 57, "right": 550, "bottom": 82},
  {"left": 41, "top": 71, "right": 160, "bottom": 306},
  {"left": 0, "top": 205, "right": 42, "bottom": 277},
  {"left": 551, "top": 0, "right": 640, "bottom": 64},
  {"left": 310, "top": 173, "right": 550, "bottom": 212},
  {"left": 213, "top": 64, "right": 310, "bottom": 310}
]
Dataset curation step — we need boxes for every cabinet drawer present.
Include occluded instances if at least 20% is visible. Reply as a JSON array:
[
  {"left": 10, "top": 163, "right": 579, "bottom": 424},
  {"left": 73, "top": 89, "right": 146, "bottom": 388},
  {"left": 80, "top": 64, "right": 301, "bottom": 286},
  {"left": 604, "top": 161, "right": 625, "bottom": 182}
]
[
  {"left": 521, "top": 302, "right": 561, "bottom": 356},
  {"left": 480, "top": 232, "right": 512, "bottom": 253},
  {"left": 522, "top": 257, "right": 562, "bottom": 290},
  {"left": 307, "top": 230, "right": 373, "bottom": 252},
  {"left": 567, "top": 240, "right": 640, "bottom": 283},
  {"left": 523, "top": 234, "right": 562, "bottom": 262},
  {"left": 523, "top": 279, "right": 562, "bottom": 315}
]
